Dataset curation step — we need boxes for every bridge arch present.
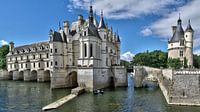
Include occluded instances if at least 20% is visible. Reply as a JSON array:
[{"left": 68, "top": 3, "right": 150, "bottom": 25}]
[
  {"left": 30, "top": 70, "right": 37, "bottom": 81},
  {"left": 44, "top": 70, "right": 50, "bottom": 82},
  {"left": 67, "top": 71, "right": 78, "bottom": 87},
  {"left": 8, "top": 71, "right": 13, "bottom": 80},
  {"left": 19, "top": 71, "right": 24, "bottom": 80}
]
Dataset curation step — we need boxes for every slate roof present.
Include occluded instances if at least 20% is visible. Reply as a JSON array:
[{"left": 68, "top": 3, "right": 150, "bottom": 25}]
[
  {"left": 14, "top": 41, "right": 49, "bottom": 51},
  {"left": 51, "top": 31, "right": 63, "bottom": 42},
  {"left": 185, "top": 20, "right": 194, "bottom": 32},
  {"left": 169, "top": 18, "right": 184, "bottom": 43}
]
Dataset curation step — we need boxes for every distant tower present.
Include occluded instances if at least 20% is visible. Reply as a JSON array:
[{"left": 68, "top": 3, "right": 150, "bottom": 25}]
[{"left": 184, "top": 20, "right": 194, "bottom": 67}]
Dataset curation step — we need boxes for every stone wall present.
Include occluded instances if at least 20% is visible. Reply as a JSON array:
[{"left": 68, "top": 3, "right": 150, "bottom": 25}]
[
  {"left": 77, "top": 68, "right": 94, "bottom": 91},
  {"left": 112, "top": 66, "right": 128, "bottom": 87},
  {"left": 162, "top": 69, "right": 173, "bottom": 80},
  {"left": 78, "top": 66, "right": 127, "bottom": 92},
  {"left": 169, "top": 70, "right": 200, "bottom": 105}
]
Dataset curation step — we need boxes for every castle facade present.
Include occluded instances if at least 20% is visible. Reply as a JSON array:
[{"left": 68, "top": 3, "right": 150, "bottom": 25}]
[{"left": 6, "top": 6, "right": 127, "bottom": 91}]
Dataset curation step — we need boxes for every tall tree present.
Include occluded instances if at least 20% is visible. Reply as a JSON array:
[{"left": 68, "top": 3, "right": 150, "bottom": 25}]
[{"left": 0, "top": 45, "right": 9, "bottom": 69}]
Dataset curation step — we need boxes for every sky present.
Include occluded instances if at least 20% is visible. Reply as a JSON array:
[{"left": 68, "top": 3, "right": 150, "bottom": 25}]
[{"left": 0, "top": 0, "right": 200, "bottom": 61}]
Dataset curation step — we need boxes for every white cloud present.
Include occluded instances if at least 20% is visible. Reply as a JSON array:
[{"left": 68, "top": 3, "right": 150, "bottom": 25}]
[
  {"left": 141, "top": 28, "right": 153, "bottom": 36},
  {"left": 120, "top": 51, "right": 135, "bottom": 62},
  {"left": 147, "top": 0, "right": 200, "bottom": 48},
  {"left": 68, "top": 0, "right": 184, "bottom": 19},
  {"left": 0, "top": 40, "right": 8, "bottom": 46},
  {"left": 194, "top": 49, "right": 200, "bottom": 55}
]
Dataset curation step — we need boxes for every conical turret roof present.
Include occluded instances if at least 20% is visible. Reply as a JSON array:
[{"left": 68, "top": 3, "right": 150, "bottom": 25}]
[{"left": 169, "top": 16, "right": 184, "bottom": 43}]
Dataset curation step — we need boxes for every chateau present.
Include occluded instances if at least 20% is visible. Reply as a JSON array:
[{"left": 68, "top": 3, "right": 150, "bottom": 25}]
[
  {"left": 6, "top": 6, "right": 127, "bottom": 91},
  {"left": 168, "top": 16, "right": 194, "bottom": 67}
]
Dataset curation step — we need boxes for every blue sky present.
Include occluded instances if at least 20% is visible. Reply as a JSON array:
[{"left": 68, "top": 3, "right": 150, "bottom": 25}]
[{"left": 0, "top": 0, "right": 200, "bottom": 58}]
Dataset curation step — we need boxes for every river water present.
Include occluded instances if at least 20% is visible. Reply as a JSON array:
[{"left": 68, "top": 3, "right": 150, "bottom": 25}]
[{"left": 0, "top": 74, "right": 200, "bottom": 112}]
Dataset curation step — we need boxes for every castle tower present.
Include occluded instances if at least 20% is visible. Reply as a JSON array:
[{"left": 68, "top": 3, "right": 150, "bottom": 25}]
[
  {"left": 184, "top": 20, "right": 194, "bottom": 67},
  {"left": 168, "top": 15, "right": 194, "bottom": 68},
  {"left": 168, "top": 16, "right": 185, "bottom": 64}
]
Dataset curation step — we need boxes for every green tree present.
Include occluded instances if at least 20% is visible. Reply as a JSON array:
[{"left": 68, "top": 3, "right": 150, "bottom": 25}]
[
  {"left": 131, "top": 50, "right": 167, "bottom": 68},
  {"left": 120, "top": 60, "right": 130, "bottom": 68},
  {"left": 0, "top": 45, "right": 9, "bottom": 69},
  {"left": 167, "top": 58, "right": 182, "bottom": 69},
  {"left": 193, "top": 55, "right": 200, "bottom": 68}
]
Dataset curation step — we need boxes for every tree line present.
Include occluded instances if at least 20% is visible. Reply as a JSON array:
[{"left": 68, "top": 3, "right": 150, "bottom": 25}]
[{"left": 121, "top": 50, "right": 200, "bottom": 69}]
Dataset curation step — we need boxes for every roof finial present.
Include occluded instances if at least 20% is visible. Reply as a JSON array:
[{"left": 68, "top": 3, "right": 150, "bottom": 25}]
[
  {"left": 177, "top": 13, "right": 182, "bottom": 25},
  {"left": 98, "top": 10, "right": 106, "bottom": 29},
  {"left": 188, "top": 19, "right": 191, "bottom": 24},
  {"left": 89, "top": 5, "right": 94, "bottom": 24}
]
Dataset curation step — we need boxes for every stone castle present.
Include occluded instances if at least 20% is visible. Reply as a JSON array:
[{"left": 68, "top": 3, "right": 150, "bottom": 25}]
[
  {"left": 168, "top": 16, "right": 194, "bottom": 67},
  {"left": 6, "top": 6, "right": 127, "bottom": 91}
]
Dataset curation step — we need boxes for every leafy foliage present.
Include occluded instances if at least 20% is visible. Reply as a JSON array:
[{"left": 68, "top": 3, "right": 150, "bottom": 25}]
[
  {"left": 0, "top": 45, "right": 9, "bottom": 69},
  {"left": 120, "top": 60, "right": 130, "bottom": 68},
  {"left": 131, "top": 50, "right": 167, "bottom": 68},
  {"left": 167, "top": 58, "right": 182, "bottom": 69},
  {"left": 193, "top": 55, "right": 200, "bottom": 68}
]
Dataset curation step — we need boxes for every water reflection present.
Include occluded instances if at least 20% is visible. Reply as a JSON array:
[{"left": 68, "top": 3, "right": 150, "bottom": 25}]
[{"left": 0, "top": 74, "right": 200, "bottom": 112}]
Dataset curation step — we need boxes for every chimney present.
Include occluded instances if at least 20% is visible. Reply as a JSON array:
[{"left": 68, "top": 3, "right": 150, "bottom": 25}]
[
  {"left": 78, "top": 15, "right": 83, "bottom": 26},
  {"left": 63, "top": 21, "right": 69, "bottom": 34},
  {"left": 172, "top": 26, "right": 177, "bottom": 34},
  {"left": 9, "top": 42, "right": 14, "bottom": 52}
]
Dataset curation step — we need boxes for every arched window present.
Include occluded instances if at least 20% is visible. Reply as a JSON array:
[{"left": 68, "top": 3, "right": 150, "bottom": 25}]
[
  {"left": 90, "top": 44, "right": 93, "bottom": 57},
  {"left": 84, "top": 44, "right": 87, "bottom": 57}
]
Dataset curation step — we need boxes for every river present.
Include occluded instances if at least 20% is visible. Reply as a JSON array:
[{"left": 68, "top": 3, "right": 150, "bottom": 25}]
[{"left": 0, "top": 74, "right": 200, "bottom": 112}]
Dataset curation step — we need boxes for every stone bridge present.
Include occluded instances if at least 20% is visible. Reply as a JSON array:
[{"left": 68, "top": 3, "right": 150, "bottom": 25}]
[
  {"left": 1, "top": 66, "right": 79, "bottom": 89},
  {"left": 133, "top": 66, "right": 200, "bottom": 106}
]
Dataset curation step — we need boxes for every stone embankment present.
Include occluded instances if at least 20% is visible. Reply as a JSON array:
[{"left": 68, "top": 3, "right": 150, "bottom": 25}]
[{"left": 42, "top": 87, "right": 85, "bottom": 111}]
